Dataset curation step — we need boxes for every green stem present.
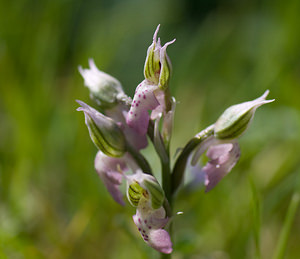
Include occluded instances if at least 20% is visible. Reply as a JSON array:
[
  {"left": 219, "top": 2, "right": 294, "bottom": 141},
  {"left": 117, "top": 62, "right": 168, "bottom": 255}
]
[
  {"left": 162, "top": 154, "right": 171, "bottom": 204},
  {"left": 160, "top": 138, "right": 172, "bottom": 258},
  {"left": 164, "top": 87, "right": 172, "bottom": 113},
  {"left": 147, "top": 120, "right": 155, "bottom": 142},
  {"left": 126, "top": 143, "right": 153, "bottom": 175},
  {"left": 171, "top": 125, "right": 214, "bottom": 194},
  {"left": 147, "top": 121, "right": 172, "bottom": 205},
  {"left": 148, "top": 117, "right": 173, "bottom": 259},
  {"left": 160, "top": 253, "right": 171, "bottom": 259}
]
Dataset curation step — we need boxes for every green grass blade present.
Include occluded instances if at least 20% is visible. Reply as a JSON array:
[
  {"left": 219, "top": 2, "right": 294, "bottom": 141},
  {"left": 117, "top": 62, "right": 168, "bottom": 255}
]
[{"left": 272, "top": 192, "right": 300, "bottom": 259}]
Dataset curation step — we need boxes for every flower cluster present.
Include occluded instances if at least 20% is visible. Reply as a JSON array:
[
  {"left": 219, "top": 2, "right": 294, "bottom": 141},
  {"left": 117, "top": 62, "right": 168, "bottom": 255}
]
[{"left": 76, "top": 25, "right": 274, "bottom": 255}]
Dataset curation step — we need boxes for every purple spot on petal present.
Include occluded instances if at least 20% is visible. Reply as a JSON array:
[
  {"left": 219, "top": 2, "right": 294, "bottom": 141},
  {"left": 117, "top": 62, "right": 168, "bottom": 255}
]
[
  {"left": 148, "top": 226, "right": 152, "bottom": 229},
  {"left": 138, "top": 218, "right": 141, "bottom": 223},
  {"left": 144, "top": 220, "right": 147, "bottom": 223}
]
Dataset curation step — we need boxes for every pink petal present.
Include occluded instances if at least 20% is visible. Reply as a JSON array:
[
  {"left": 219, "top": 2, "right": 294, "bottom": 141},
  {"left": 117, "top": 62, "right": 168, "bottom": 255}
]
[
  {"left": 206, "top": 143, "right": 233, "bottom": 160},
  {"left": 148, "top": 229, "right": 173, "bottom": 254},
  {"left": 133, "top": 205, "right": 172, "bottom": 254},
  {"left": 94, "top": 151, "right": 127, "bottom": 205},
  {"left": 204, "top": 142, "right": 240, "bottom": 192},
  {"left": 150, "top": 89, "right": 165, "bottom": 120},
  {"left": 123, "top": 119, "right": 148, "bottom": 150},
  {"left": 100, "top": 172, "right": 125, "bottom": 206},
  {"left": 106, "top": 104, "right": 148, "bottom": 150},
  {"left": 126, "top": 81, "right": 159, "bottom": 135}
]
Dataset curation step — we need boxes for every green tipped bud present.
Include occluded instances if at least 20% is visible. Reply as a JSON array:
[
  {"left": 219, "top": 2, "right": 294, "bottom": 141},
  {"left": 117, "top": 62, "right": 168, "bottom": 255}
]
[
  {"left": 127, "top": 171, "right": 165, "bottom": 209},
  {"left": 158, "top": 39, "right": 175, "bottom": 91},
  {"left": 77, "top": 101, "right": 126, "bottom": 157},
  {"left": 79, "top": 59, "right": 128, "bottom": 109},
  {"left": 144, "top": 25, "right": 161, "bottom": 85},
  {"left": 214, "top": 90, "right": 274, "bottom": 140},
  {"left": 144, "top": 25, "right": 175, "bottom": 90}
]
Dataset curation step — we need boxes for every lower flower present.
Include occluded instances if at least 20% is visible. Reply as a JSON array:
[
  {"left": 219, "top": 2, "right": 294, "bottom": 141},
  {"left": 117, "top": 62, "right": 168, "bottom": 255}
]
[
  {"left": 127, "top": 170, "right": 172, "bottom": 254},
  {"left": 133, "top": 198, "right": 172, "bottom": 254},
  {"left": 191, "top": 137, "right": 241, "bottom": 192}
]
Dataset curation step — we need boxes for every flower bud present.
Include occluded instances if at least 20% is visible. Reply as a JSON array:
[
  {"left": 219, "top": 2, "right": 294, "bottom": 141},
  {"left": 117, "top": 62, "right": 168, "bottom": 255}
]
[
  {"left": 77, "top": 100, "right": 126, "bottom": 157},
  {"left": 214, "top": 90, "right": 274, "bottom": 140},
  {"left": 143, "top": 25, "right": 175, "bottom": 90},
  {"left": 127, "top": 171, "right": 165, "bottom": 209},
  {"left": 79, "top": 59, "right": 126, "bottom": 109},
  {"left": 158, "top": 39, "right": 175, "bottom": 91},
  {"left": 144, "top": 25, "right": 161, "bottom": 85}
]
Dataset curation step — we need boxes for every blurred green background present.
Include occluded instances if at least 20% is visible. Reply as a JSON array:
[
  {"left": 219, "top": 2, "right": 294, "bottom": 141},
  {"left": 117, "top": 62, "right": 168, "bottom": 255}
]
[{"left": 1, "top": 0, "right": 300, "bottom": 258}]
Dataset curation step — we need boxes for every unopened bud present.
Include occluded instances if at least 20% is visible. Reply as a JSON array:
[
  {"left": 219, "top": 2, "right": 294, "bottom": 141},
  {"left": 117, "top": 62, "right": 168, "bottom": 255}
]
[
  {"left": 77, "top": 100, "right": 126, "bottom": 157},
  {"left": 79, "top": 59, "right": 126, "bottom": 109},
  {"left": 214, "top": 90, "right": 274, "bottom": 140},
  {"left": 127, "top": 171, "right": 165, "bottom": 209},
  {"left": 144, "top": 25, "right": 161, "bottom": 85},
  {"left": 144, "top": 25, "right": 175, "bottom": 90},
  {"left": 158, "top": 39, "right": 175, "bottom": 90}
]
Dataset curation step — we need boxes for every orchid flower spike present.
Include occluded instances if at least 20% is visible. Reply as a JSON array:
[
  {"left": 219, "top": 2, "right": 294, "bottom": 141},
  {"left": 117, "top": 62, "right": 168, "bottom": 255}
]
[
  {"left": 127, "top": 25, "right": 176, "bottom": 135},
  {"left": 192, "top": 90, "right": 274, "bottom": 191},
  {"left": 126, "top": 170, "right": 173, "bottom": 254}
]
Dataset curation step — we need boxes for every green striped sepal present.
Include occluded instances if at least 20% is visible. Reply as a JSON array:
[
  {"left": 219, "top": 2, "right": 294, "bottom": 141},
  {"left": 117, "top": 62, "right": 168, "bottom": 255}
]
[
  {"left": 77, "top": 100, "right": 126, "bottom": 157},
  {"left": 214, "top": 90, "right": 274, "bottom": 140},
  {"left": 127, "top": 171, "right": 165, "bottom": 210},
  {"left": 144, "top": 25, "right": 161, "bottom": 85},
  {"left": 143, "top": 25, "right": 175, "bottom": 91}
]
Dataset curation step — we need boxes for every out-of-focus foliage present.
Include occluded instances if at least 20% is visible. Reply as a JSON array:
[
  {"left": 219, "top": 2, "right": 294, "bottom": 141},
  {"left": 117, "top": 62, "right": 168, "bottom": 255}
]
[{"left": 0, "top": 0, "right": 300, "bottom": 258}]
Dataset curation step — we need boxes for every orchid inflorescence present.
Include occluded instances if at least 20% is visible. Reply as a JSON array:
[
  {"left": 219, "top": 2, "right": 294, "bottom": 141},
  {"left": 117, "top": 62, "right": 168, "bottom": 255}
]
[{"left": 76, "top": 25, "right": 274, "bottom": 255}]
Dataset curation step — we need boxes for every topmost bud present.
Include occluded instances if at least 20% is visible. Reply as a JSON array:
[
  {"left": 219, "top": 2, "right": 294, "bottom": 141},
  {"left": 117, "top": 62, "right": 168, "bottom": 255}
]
[
  {"left": 214, "top": 90, "right": 275, "bottom": 140},
  {"left": 144, "top": 25, "right": 175, "bottom": 90},
  {"left": 79, "top": 59, "right": 126, "bottom": 109}
]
